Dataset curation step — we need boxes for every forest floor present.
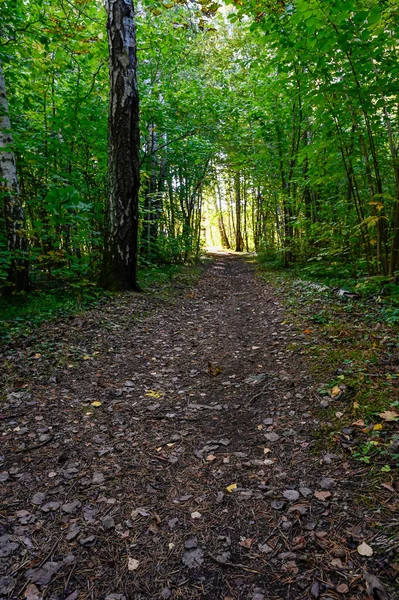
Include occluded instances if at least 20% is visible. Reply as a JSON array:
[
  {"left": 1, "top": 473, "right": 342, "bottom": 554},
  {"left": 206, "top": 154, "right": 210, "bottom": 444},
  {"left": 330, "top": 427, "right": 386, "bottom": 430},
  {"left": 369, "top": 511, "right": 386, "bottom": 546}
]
[{"left": 0, "top": 253, "right": 398, "bottom": 600}]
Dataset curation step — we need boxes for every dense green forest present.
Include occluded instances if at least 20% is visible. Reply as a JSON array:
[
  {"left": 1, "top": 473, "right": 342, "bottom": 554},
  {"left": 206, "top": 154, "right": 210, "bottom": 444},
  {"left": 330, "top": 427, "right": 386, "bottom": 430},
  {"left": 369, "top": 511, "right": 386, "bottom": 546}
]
[{"left": 1, "top": 0, "right": 399, "bottom": 294}]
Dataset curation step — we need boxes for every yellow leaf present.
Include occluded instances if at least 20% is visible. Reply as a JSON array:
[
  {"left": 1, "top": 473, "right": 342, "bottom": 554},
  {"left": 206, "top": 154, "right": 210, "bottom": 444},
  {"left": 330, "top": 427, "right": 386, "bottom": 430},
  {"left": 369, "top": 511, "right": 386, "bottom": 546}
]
[
  {"left": 257, "top": 424, "right": 263, "bottom": 431},
  {"left": 145, "top": 390, "right": 161, "bottom": 399},
  {"left": 331, "top": 385, "right": 341, "bottom": 397},
  {"left": 263, "top": 448, "right": 271, "bottom": 454},
  {"left": 83, "top": 355, "right": 91, "bottom": 360},
  {"left": 226, "top": 483, "right": 237, "bottom": 493},
  {"left": 91, "top": 401, "right": 102, "bottom": 407},
  {"left": 373, "top": 423, "right": 383, "bottom": 431},
  {"left": 353, "top": 401, "right": 359, "bottom": 409}
]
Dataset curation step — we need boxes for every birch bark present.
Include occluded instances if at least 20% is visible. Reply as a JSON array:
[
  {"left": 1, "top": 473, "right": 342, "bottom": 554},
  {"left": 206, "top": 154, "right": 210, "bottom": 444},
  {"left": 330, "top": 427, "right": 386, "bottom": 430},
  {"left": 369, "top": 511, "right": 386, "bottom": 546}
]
[
  {"left": 99, "top": 0, "right": 140, "bottom": 290},
  {"left": 0, "top": 62, "right": 29, "bottom": 291}
]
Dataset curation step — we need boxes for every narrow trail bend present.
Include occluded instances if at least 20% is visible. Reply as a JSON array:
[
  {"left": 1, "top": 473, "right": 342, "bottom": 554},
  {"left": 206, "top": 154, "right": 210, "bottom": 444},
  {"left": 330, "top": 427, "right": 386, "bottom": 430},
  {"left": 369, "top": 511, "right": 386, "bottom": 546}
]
[{"left": 1, "top": 255, "right": 391, "bottom": 600}]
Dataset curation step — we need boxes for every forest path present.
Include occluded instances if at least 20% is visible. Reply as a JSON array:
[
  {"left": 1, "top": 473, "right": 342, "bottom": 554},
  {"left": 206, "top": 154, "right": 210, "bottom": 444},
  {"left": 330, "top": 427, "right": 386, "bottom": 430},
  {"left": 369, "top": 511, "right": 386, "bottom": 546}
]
[{"left": 0, "top": 255, "right": 392, "bottom": 599}]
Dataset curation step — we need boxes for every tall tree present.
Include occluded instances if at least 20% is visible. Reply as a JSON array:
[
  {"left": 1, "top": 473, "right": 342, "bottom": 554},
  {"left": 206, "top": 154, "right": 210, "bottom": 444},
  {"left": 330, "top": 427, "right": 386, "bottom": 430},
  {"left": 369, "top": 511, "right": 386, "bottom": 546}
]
[
  {"left": 99, "top": 0, "right": 140, "bottom": 290},
  {"left": 0, "top": 62, "right": 29, "bottom": 291}
]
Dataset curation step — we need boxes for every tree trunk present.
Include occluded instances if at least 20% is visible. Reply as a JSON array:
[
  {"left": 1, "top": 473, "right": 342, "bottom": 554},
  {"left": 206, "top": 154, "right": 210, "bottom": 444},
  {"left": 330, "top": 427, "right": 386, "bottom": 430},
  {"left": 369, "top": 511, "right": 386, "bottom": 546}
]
[
  {"left": 0, "top": 62, "right": 29, "bottom": 291},
  {"left": 99, "top": 0, "right": 140, "bottom": 291},
  {"left": 235, "top": 171, "right": 244, "bottom": 252},
  {"left": 216, "top": 180, "right": 230, "bottom": 249}
]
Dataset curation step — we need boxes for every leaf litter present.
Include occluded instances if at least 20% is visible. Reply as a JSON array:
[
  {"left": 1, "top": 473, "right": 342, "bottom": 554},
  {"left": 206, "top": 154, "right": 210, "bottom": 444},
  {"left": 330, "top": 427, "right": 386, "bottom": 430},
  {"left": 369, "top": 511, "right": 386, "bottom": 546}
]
[{"left": 0, "top": 255, "right": 397, "bottom": 599}]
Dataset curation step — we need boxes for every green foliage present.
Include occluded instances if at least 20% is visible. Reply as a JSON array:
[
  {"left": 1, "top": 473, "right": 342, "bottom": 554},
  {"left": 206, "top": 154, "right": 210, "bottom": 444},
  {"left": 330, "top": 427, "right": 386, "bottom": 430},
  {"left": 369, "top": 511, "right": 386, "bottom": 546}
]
[
  {"left": 2, "top": 0, "right": 399, "bottom": 295},
  {"left": 0, "top": 284, "right": 107, "bottom": 344}
]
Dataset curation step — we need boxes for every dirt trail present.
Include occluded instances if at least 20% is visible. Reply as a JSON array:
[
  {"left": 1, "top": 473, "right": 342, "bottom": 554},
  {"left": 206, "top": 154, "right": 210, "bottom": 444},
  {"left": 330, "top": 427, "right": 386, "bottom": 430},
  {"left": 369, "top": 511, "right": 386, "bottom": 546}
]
[{"left": 0, "top": 255, "right": 395, "bottom": 600}]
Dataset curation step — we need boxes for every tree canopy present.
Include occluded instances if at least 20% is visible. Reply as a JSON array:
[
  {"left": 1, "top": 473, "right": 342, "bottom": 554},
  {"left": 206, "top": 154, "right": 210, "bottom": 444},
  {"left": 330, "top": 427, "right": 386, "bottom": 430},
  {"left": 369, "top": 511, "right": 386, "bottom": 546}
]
[{"left": 1, "top": 0, "right": 399, "bottom": 290}]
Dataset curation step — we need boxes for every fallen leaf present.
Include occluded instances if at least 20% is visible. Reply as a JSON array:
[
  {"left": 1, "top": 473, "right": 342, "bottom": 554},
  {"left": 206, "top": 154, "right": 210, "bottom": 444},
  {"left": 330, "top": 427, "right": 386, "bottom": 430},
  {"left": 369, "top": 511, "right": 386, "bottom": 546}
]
[
  {"left": 336, "top": 583, "right": 349, "bottom": 594},
  {"left": 0, "top": 576, "right": 16, "bottom": 596},
  {"left": 191, "top": 511, "right": 202, "bottom": 519},
  {"left": 364, "top": 571, "right": 388, "bottom": 600},
  {"left": 208, "top": 362, "right": 222, "bottom": 376},
  {"left": 271, "top": 500, "right": 285, "bottom": 510},
  {"left": 314, "top": 490, "right": 331, "bottom": 501},
  {"left": 373, "top": 423, "right": 383, "bottom": 431},
  {"left": 131, "top": 507, "right": 150, "bottom": 519},
  {"left": 303, "top": 329, "right": 311, "bottom": 335},
  {"left": 264, "top": 432, "right": 280, "bottom": 442},
  {"left": 352, "top": 419, "right": 365, "bottom": 427},
  {"left": 257, "top": 424, "right": 263, "bottom": 431},
  {"left": 263, "top": 447, "right": 271, "bottom": 454},
  {"left": 258, "top": 542, "right": 273, "bottom": 553},
  {"left": 24, "top": 584, "right": 42, "bottom": 600},
  {"left": 291, "top": 536, "right": 306, "bottom": 550},
  {"left": 353, "top": 401, "right": 359, "bottom": 409},
  {"left": 357, "top": 541, "right": 373, "bottom": 556},
  {"left": 182, "top": 547, "right": 204, "bottom": 568},
  {"left": 283, "top": 489, "right": 300, "bottom": 501},
  {"left": 226, "top": 483, "right": 237, "bottom": 493},
  {"left": 331, "top": 386, "right": 342, "bottom": 398},
  {"left": 319, "top": 477, "right": 335, "bottom": 490},
  {"left": 27, "top": 562, "right": 60, "bottom": 585},
  {"left": 378, "top": 410, "right": 399, "bottom": 421},
  {"left": 310, "top": 582, "right": 319, "bottom": 598},
  {"left": 128, "top": 557, "right": 140, "bottom": 571},
  {"left": 79, "top": 535, "right": 96, "bottom": 547},
  {"left": 239, "top": 538, "right": 253, "bottom": 548},
  {"left": 381, "top": 482, "right": 395, "bottom": 493},
  {"left": 145, "top": 390, "right": 161, "bottom": 399},
  {"left": 31, "top": 492, "right": 46, "bottom": 506},
  {"left": 206, "top": 454, "right": 216, "bottom": 461},
  {"left": 91, "top": 401, "right": 102, "bottom": 407}
]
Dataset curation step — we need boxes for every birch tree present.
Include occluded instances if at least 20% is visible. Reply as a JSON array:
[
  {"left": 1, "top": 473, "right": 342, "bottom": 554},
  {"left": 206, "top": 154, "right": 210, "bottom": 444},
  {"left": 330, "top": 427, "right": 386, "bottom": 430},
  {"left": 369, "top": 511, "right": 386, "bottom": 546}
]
[
  {"left": 0, "top": 62, "right": 29, "bottom": 291},
  {"left": 99, "top": 0, "right": 140, "bottom": 290}
]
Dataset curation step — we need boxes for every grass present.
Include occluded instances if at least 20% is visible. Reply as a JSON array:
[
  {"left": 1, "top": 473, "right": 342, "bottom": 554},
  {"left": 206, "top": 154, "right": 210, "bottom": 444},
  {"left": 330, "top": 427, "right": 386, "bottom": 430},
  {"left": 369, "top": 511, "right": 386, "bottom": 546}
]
[
  {"left": 257, "top": 252, "right": 399, "bottom": 324},
  {"left": 138, "top": 263, "right": 202, "bottom": 293},
  {"left": 0, "top": 263, "right": 202, "bottom": 346},
  {"left": 256, "top": 256, "right": 399, "bottom": 474},
  {"left": 0, "top": 284, "right": 107, "bottom": 345}
]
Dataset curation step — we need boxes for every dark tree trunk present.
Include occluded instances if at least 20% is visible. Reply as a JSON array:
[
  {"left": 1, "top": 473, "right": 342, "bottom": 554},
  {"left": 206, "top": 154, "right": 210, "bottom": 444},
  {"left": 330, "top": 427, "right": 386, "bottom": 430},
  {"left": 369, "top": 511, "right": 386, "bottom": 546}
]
[
  {"left": 99, "top": 0, "right": 140, "bottom": 291},
  {"left": 0, "top": 62, "right": 29, "bottom": 292}
]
